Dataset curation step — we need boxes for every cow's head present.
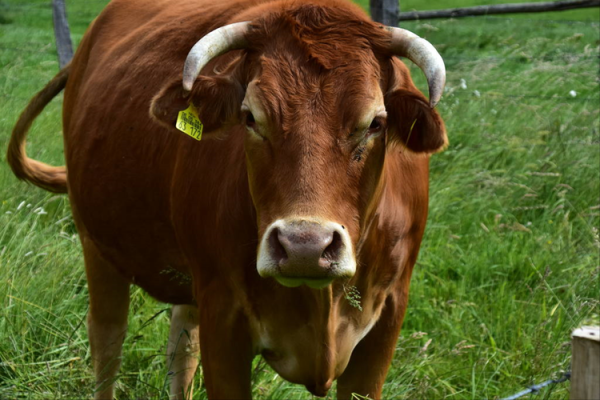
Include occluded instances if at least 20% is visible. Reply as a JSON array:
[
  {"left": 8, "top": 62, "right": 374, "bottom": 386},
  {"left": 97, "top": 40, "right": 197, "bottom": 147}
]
[{"left": 151, "top": 6, "right": 446, "bottom": 289}]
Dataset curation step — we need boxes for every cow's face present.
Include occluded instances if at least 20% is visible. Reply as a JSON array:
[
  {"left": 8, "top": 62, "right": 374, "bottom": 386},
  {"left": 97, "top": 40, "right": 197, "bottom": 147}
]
[
  {"left": 242, "top": 54, "right": 389, "bottom": 288},
  {"left": 150, "top": 15, "right": 447, "bottom": 289}
]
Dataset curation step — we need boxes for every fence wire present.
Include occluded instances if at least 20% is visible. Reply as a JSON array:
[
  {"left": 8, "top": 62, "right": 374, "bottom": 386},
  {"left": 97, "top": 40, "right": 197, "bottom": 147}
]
[
  {"left": 367, "top": 6, "right": 600, "bottom": 25},
  {"left": 500, "top": 370, "right": 571, "bottom": 400}
]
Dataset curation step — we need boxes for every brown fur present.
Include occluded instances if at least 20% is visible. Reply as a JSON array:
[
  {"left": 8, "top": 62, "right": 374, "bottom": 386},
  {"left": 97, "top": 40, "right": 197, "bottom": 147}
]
[
  {"left": 7, "top": 64, "right": 69, "bottom": 193},
  {"left": 7, "top": 0, "right": 447, "bottom": 398}
]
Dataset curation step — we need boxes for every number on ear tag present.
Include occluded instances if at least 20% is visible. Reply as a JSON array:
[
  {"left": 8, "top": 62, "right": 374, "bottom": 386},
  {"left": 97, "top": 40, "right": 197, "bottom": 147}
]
[{"left": 176, "top": 104, "right": 203, "bottom": 141}]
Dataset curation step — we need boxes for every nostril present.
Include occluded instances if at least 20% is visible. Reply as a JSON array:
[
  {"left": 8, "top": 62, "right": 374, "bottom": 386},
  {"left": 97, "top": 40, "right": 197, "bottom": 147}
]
[
  {"left": 321, "top": 231, "right": 343, "bottom": 264},
  {"left": 268, "top": 228, "right": 288, "bottom": 264}
]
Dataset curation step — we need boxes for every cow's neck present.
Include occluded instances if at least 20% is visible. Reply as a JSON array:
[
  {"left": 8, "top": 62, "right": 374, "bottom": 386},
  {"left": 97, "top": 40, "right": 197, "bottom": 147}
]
[{"left": 236, "top": 270, "right": 386, "bottom": 391}]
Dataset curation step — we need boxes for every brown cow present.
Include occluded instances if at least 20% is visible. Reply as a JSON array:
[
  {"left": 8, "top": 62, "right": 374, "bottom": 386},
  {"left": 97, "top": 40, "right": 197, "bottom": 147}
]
[{"left": 7, "top": 0, "right": 447, "bottom": 398}]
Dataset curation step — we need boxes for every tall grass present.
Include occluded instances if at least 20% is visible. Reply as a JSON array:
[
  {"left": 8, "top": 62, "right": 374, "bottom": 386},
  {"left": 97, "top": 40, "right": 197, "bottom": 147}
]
[{"left": 1, "top": 0, "right": 599, "bottom": 398}]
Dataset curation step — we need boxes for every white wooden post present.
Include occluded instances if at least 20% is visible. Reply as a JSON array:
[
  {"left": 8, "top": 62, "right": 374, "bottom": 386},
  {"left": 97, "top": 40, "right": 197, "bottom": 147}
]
[{"left": 571, "top": 326, "right": 600, "bottom": 400}]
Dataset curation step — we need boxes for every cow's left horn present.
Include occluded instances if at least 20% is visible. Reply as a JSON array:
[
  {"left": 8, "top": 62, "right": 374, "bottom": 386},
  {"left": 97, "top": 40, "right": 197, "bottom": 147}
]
[
  {"left": 182, "top": 21, "right": 251, "bottom": 91},
  {"left": 387, "top": 27, "right": 446, "bottom": 108}
]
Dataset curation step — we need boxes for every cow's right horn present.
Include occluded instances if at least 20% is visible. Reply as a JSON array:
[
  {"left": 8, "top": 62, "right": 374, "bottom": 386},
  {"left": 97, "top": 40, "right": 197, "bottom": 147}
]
[
  {"left": 386, "top": 27, "right": 446, "bottom": 108},
  {"left": 183, "top": 21, "right": 251, "bottom": 92}
]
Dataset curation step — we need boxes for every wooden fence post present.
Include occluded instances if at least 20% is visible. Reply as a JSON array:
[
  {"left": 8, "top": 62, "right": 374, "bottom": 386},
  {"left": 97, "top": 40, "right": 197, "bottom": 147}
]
[
  {"left": 52, "top": 0, "right": 73, "bottom": 68},
  {"left": 571, "top": 326, "right": 600, "bottom": 400},
  {"left": 370, "top": 0, "right": 399, "bottom": 26}
]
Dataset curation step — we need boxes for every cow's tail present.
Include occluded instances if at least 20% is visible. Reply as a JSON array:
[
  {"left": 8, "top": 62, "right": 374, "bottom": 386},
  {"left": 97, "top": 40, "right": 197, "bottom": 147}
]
[{"left": 7, "top": 64, "right": 70, "bottom": 194}]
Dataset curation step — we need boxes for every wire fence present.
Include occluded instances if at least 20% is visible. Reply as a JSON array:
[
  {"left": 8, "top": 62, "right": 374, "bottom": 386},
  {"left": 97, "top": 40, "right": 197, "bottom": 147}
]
[
  {"left": 500, "top": 370, "right": 572, "bottom": 400},
  {"left": 369, "top": 5, "right": 600, "bottom": 25}
]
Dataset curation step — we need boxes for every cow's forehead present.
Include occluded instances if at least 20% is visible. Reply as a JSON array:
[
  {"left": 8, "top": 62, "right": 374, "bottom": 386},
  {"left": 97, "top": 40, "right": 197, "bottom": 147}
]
[
  {"left": 245, "top": 5, "right": 391, "bottom": 68},
  {"left": 248, "top": 53, "right": 383, "bottom": 131}
]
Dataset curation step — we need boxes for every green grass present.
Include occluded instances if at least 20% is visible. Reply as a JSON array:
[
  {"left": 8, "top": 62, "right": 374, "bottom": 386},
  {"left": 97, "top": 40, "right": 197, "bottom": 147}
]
[{"left": 1, "top": 0, "right": 599, "bottom": 399}]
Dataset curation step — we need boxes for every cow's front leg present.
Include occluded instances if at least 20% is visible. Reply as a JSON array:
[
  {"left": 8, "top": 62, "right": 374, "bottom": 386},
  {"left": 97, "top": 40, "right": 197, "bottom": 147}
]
[
  {"left": 83, "top": 238, "right": 130, "bottom": 400},
  {"left": 168, "top": 304, "right": 200, "bottom": 399},
  {"left": 337, "top": 285, "right": 410, "bottom": 400},
  {"left": 197, "top": 287, "right": 254, "bottom": 399}
]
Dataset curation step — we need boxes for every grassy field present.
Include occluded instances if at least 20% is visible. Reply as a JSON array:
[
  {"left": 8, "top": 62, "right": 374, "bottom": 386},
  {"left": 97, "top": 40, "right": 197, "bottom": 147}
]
[{"left": 1, "top": 0, "right": 599, "bottom": 399}]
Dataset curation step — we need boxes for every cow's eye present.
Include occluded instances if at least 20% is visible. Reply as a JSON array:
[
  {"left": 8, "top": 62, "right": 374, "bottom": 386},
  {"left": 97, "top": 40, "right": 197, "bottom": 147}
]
[
  {"left": 245, "top": 112, "right": 256, "bottom": 130},
  {"left": 367, "top": 117, "right": 385, "bottom": 135}
]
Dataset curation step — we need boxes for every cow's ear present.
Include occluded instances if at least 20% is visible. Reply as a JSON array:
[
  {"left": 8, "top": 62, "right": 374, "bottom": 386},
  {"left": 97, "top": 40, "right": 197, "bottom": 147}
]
[
  {"left": 150, "top": 74, "right": 244, "bottom": 139},
  {"left": 385, "top": 88, "right": 447, "bottom": 153}
]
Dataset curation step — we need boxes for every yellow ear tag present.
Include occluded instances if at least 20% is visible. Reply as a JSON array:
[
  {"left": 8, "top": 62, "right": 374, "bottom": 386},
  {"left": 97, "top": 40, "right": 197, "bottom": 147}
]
[{"left": 176, "top": 104, "right": 203, "bottom": 140}]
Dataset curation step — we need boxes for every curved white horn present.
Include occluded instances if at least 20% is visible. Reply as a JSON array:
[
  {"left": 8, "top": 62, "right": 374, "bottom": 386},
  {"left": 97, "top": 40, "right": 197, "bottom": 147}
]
[
  {"left": 387, "top": 27, "right": 446, "bottom": 108},
  {"left": 182, "top": 21, "right": 250, "bottom": 91}
]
